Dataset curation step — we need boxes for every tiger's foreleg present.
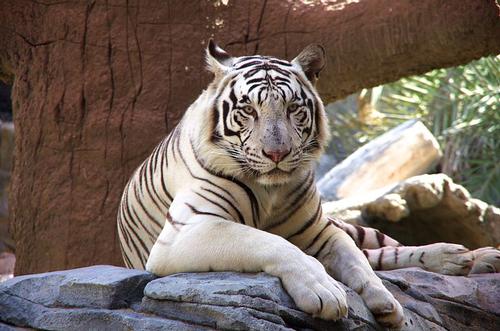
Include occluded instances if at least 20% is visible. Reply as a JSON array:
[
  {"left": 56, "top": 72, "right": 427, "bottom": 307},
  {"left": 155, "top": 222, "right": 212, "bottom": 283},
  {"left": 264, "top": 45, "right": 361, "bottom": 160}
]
[
  {"left": 146, "top": 194, "right": 348, "bottom": 321},
  {"left": 302, "top": 218, "right": 405, "bottom": 329}
]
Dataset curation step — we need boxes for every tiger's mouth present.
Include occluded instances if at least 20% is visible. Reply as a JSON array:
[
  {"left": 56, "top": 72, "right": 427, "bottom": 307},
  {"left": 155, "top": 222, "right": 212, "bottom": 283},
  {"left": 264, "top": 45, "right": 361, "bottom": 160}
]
[
  {"left": 254, "top": 167, "right": 296, "bottom": 185},
  {"left": 264, "top": 168, "right": 291, "bottom": 176}
]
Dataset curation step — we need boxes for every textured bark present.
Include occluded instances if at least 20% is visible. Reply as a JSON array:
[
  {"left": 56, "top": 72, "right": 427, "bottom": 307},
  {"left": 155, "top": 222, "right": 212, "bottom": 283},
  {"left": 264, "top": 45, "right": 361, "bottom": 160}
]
[
  {"left": 0, "top": 121, "right": 14, "bottom": 254},
  {"left": 0, "top": 0, "right": 499, "bottom": 274}
]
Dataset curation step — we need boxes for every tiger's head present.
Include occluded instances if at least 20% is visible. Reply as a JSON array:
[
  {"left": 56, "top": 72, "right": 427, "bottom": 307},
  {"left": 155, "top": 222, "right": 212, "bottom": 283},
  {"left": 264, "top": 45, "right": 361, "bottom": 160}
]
[{"left": 197, "top": 40, "right": 330, "bottom": 186}]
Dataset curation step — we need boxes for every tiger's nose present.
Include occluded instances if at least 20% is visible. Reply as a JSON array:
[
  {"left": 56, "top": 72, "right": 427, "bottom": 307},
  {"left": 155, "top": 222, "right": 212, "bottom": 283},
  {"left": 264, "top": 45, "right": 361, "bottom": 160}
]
[{"left": 262, "top": 148, "right": 291, "bottom": 163}]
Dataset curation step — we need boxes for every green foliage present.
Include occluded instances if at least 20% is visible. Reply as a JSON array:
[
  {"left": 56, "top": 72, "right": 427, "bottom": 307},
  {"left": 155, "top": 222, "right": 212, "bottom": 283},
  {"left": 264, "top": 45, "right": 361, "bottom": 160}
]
[{"left": 326, "top": 55, "right": 500, "bottom": 205}]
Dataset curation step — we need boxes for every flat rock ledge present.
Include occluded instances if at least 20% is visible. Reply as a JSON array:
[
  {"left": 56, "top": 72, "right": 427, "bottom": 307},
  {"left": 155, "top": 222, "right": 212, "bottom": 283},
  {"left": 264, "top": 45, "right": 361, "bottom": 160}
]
[{"left": 0, "top": 266, "right": 498, "bottom": 331}]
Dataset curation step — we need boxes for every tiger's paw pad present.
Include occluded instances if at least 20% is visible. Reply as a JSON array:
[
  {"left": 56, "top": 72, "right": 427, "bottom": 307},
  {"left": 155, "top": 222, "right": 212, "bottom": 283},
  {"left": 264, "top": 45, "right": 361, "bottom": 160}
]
[
  {"left": 419, "top": 243, "right": 474, "bottom": 275},
  {"left": 281, "top": 257, "right": 348, "bottom": 321},
  {"left": 470, "top": 247, "right": 500, "bottom": 274},
  {"left": 363, "top": 284, "right": 405, "bottom": 329}
]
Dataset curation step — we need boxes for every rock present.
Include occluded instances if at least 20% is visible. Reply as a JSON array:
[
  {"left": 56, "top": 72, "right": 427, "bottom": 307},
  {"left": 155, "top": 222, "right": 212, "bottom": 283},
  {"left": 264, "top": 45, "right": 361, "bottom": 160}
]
[
  {"left": 141, "top": 272, "right": 376, "bottom": 330},
  {"left": 323, "top": 174, "right": 500, "bottom": 248},
  {"left": 1, "top": 266, "right": 499, "bottom": 330},
  {"left": 378, "top": 269, "right": 500, "bottom": 330},
  {"left": 0, "top": 265, "right": 154, "bottom": 309}
]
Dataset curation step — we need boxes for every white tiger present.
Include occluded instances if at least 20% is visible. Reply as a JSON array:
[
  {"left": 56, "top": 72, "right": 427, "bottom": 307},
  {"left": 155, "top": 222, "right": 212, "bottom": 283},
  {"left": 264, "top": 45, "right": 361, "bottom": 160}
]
[{"left": 117, "top": 40, "right": 500, "bottom": 328}]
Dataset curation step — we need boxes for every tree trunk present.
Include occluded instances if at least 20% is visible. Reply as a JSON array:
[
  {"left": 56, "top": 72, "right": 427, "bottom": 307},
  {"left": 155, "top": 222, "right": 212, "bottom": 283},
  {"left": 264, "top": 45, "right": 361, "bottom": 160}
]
[
  {"left": 0, "top": 0, "right": 499, "bottom": 274},
  {"left": 0, "top": 121, "right": 14, "bottom": 254}
]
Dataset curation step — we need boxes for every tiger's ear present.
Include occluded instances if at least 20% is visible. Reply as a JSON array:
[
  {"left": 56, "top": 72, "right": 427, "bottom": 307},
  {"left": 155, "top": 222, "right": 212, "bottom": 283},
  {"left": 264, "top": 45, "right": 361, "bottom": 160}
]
[
  {"left": 292, "top": 44, "right": 326, "bottom": 85},
  {"left": 206, "top": 39, "right": 234, "bottom": 77}
]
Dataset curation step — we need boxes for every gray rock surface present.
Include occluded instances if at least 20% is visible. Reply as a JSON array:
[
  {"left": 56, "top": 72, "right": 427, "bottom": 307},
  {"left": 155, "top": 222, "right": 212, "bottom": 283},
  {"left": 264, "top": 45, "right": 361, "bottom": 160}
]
[{"left": 0, "top": 265, "right": 498, "bottom": 330}]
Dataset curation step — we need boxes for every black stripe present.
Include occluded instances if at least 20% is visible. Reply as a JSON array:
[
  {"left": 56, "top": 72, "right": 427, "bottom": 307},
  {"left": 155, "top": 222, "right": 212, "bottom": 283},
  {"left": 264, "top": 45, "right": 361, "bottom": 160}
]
[
  {"left": 222, "top": 100, "right": 240, "bottom": 138},
  {"left": 143, "top": 158, "right": 168, "bottom": 212},
  {"left": 117, "top": 209, "right": 131, "bottom": 246},
  {"left": 118, "top": 214, "right": 135, "bottom": 250},
  {"left": 150, "top": 143, "right": 161, "bottom": 173},
  {"left": 354, "top": 225, "right": 366, "bottom": 248},
  {"left": 229, "top": 87, "right": 238, "bottom": 104},
  {"left": 120, "top": 213, "right": 147, "bottom": 267},
  {"left": 246, "top": 78, "right": 265, "bottom": 84},
  {"left": 119, "top": 238, "right": 134, "bottom": 268},
  {"left": 194, "top": 192, "right": 235, "bottom": 220},
  {"left": 313, "top": 237, "right": 331, "bottom": 258},
  {"left": 248, "top": 82, "right": 263, "bottom": 94},
  {"left": 270, "top": 172, "right": 314, "bottom": 228},
  {"left": 133, "top": 180, "right": 163, "bottom": 230},
  {"left": 201, "top": 187, "right": 245, "bottom": 224},
  {"left": 177, "top": 137, "right": 248, "bottom": 212},
  {"left": 287, "top": 201, "right": 321, "bottom": 239},
  {"left": 304, "top": 222, "right": 331, "bottom": 251},
  {"left": 188, "top": 139, "right": 260, "bottom": 226},
  {"left": 418, "top": 252, "right": 425, "bottom": 265},
  {"left": 210, "top": 75, "right": 237, "bottom": 142},
  {"left": 127, "top": 201, "right": 159, "bottom": 240},
  {"left": 121, "top": 208, "right": 149, "bottom": 254},
  {"left": 158, "top": 154, "right": 173, "bottom": 203},
  {"left": 377, "top": 249, "right": 384, "bottom": 270},
  {"left": 269, "top": 59, "right": 292, "bottom": 67},
  {"left": 185, "top": 202, "right": 226, "bottom": 219},
  {"left": 236, "top": 60, "right": 263, "bottom": 69},
  {"left": 376, "top": 230, "right": 385, "bottom": 248},
  {"left": 166, "top": 212, "right": 181, "bottom": 230}
]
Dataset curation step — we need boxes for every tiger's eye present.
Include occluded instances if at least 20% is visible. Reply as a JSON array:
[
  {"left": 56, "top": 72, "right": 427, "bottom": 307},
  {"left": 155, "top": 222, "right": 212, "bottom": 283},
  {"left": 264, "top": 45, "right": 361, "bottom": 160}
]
[
  {"left": 243, "top": 106, "right": 257, "bottom": 117},
  {"left": 287, "top": 103, "right": 299, "bottom": 113}
]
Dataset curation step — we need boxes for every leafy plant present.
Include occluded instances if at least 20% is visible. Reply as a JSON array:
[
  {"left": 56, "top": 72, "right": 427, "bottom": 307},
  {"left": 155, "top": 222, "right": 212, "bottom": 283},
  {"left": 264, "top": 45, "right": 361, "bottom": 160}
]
[{"left": 325, "top": 55, "right": 500, "bottom": 205}]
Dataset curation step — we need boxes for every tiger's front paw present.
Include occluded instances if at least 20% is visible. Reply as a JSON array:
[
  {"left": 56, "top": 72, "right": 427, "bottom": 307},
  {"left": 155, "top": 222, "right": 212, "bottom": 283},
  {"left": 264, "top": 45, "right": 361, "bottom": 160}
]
[
  {"left": 363, "top": 283, "right": 405, "bottom": 329},
  {"left": 470, "top": 247, "right": 500, "bottom": 274},
  {"left": 276, "top": 255, "right": 348, "bottom": 321}
]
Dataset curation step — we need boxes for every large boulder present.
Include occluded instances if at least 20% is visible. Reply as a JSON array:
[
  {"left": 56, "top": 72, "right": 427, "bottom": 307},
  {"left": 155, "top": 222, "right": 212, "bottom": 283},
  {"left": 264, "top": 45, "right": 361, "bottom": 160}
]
[
  {"left": 0, "top": 265, "right": 498, "bottom": 330},
  {"left": 323, "top": 174, "right": 500, "bottom": 249}
]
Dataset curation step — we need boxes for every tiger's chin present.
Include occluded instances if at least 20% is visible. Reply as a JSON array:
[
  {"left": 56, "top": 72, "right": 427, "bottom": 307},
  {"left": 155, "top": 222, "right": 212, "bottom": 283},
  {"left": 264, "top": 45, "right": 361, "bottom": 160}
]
[
  {"left": 255, "top": 170, "right": 290, "bottom": 186},
  {"left": 255, "top": 167, "right": 305, "bottom": 186}
]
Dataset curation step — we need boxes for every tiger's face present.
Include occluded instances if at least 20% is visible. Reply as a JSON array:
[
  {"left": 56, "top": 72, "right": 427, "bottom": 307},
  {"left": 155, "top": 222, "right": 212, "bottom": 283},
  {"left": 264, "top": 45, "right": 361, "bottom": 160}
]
[{"left": 200, "top": 41, "right": 329, "bottom": 186}]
